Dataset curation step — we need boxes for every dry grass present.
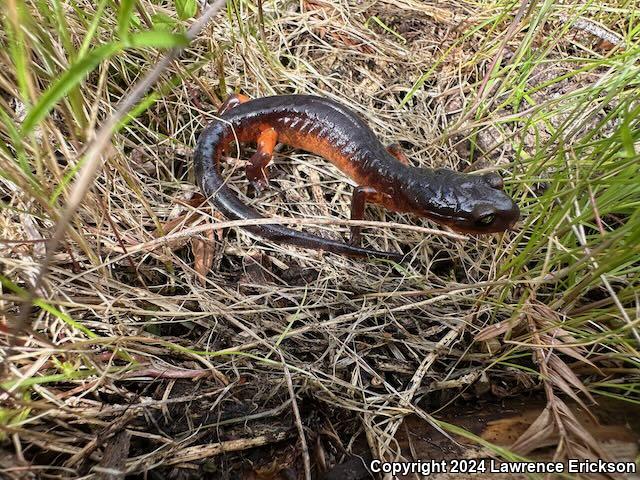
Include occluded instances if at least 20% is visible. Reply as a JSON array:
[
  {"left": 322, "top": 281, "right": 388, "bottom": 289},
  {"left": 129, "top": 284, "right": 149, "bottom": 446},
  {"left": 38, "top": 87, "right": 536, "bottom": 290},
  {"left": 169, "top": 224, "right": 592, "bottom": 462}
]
[{"left": 1, "top": 0, "right": 639, "bottom": 478}]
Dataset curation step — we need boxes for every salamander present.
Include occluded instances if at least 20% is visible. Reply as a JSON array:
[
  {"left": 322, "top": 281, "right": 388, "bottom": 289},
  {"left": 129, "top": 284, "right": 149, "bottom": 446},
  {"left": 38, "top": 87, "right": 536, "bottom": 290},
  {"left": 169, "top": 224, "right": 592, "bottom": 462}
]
[{"left": 194, "top": 94, "right": 520, "bottom": 260}]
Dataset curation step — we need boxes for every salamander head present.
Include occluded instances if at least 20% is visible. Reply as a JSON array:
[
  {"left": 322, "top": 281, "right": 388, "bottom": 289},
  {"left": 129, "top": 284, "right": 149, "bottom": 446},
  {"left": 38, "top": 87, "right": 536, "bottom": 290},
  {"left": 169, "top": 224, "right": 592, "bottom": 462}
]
[{"left": 401, "top": 168, "right": 520, "bottom": 234}]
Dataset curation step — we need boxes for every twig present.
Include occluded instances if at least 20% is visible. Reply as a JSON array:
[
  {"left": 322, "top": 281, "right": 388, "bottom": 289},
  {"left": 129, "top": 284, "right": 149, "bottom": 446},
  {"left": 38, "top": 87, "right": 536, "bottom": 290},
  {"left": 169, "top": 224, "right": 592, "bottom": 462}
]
[
  {"left": 281, "top": 352, "right": 311, "bottom": 480},
  {"left": 125, "top": 430, "right": 292, "bottom": 471},
  {"left": 106, "top": 217, "right": 468, "bottom": 255},
  {"left": 567, "top": 16, "right": 623, "bottom": 46}
]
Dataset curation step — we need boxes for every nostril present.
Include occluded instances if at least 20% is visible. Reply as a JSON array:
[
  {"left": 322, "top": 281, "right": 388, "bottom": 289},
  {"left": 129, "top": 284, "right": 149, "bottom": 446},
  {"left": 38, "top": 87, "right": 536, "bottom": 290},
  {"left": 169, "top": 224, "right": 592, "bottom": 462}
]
[{"left": 484, "top": 172, "right": 504, "bottom": 190}]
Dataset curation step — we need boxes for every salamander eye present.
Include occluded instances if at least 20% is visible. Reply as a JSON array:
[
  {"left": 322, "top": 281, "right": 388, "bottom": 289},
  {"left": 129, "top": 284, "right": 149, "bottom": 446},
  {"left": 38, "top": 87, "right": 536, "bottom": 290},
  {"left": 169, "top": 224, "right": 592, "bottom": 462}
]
[{"left": 476, "top": 213, "right": 495, "bottom": 226}]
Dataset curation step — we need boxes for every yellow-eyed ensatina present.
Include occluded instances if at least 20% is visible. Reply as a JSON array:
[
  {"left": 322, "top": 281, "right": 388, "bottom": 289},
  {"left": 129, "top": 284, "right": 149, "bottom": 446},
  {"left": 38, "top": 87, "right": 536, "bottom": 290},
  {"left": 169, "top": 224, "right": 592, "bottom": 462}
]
[{"left": 194, "top": 94, "right": 519, "bottom": 260}]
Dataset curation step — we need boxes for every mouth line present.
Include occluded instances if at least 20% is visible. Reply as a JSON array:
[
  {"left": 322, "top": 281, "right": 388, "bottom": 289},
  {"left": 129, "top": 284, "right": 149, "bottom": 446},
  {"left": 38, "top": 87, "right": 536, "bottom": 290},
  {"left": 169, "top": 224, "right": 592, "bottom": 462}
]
[
  {"left": 420, "top": 208, "right": 468, "bottom": 225},
  {"left": 420, "top": 209, "right": 519, "bottom": 234}
]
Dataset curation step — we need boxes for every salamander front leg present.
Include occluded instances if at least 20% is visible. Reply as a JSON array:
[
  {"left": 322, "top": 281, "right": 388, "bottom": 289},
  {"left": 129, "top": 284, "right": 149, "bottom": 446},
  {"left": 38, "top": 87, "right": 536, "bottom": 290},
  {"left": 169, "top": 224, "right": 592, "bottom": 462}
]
[
  {"left": 386, "top": 143, "right": 410, "bottom": 165},
  {"left": 215, "top": 94, "right": 250, "bottom": 158},
  {"left": 350, "top": 186, "right": 380, "bottom": 246},
  {"left": 217, "top": 93, "right": 250, "bottom": 115},
  {"left": 247, "top": 127, "right": 277, "bottom": 191}
]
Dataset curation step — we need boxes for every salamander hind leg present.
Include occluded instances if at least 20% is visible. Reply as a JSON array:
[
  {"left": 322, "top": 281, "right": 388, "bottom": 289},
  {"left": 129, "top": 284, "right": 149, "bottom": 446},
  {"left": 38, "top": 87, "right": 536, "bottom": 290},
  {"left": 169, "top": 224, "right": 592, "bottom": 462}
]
[
  {"left": 217, "top": 93, "right": 250, "bottom": 115},
  {"left": 247, "top": 127, "right": 277, "bottom": 191},
  {"left": 386, "top": 143, "right": 410, "bottom": 165},
  {"left": 350, "top": 186, "right": 390, "bottom": 246}
]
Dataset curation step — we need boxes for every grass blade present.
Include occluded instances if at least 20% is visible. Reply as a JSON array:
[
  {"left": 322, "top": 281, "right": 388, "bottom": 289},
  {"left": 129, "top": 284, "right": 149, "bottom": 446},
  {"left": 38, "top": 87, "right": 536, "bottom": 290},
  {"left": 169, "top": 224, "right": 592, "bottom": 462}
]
[
  {"left": 21, "top": 42, "right": 122, "bottom": 134},
  {"left": 117, "top": 0, "right": 136, "bottom": 39}
]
